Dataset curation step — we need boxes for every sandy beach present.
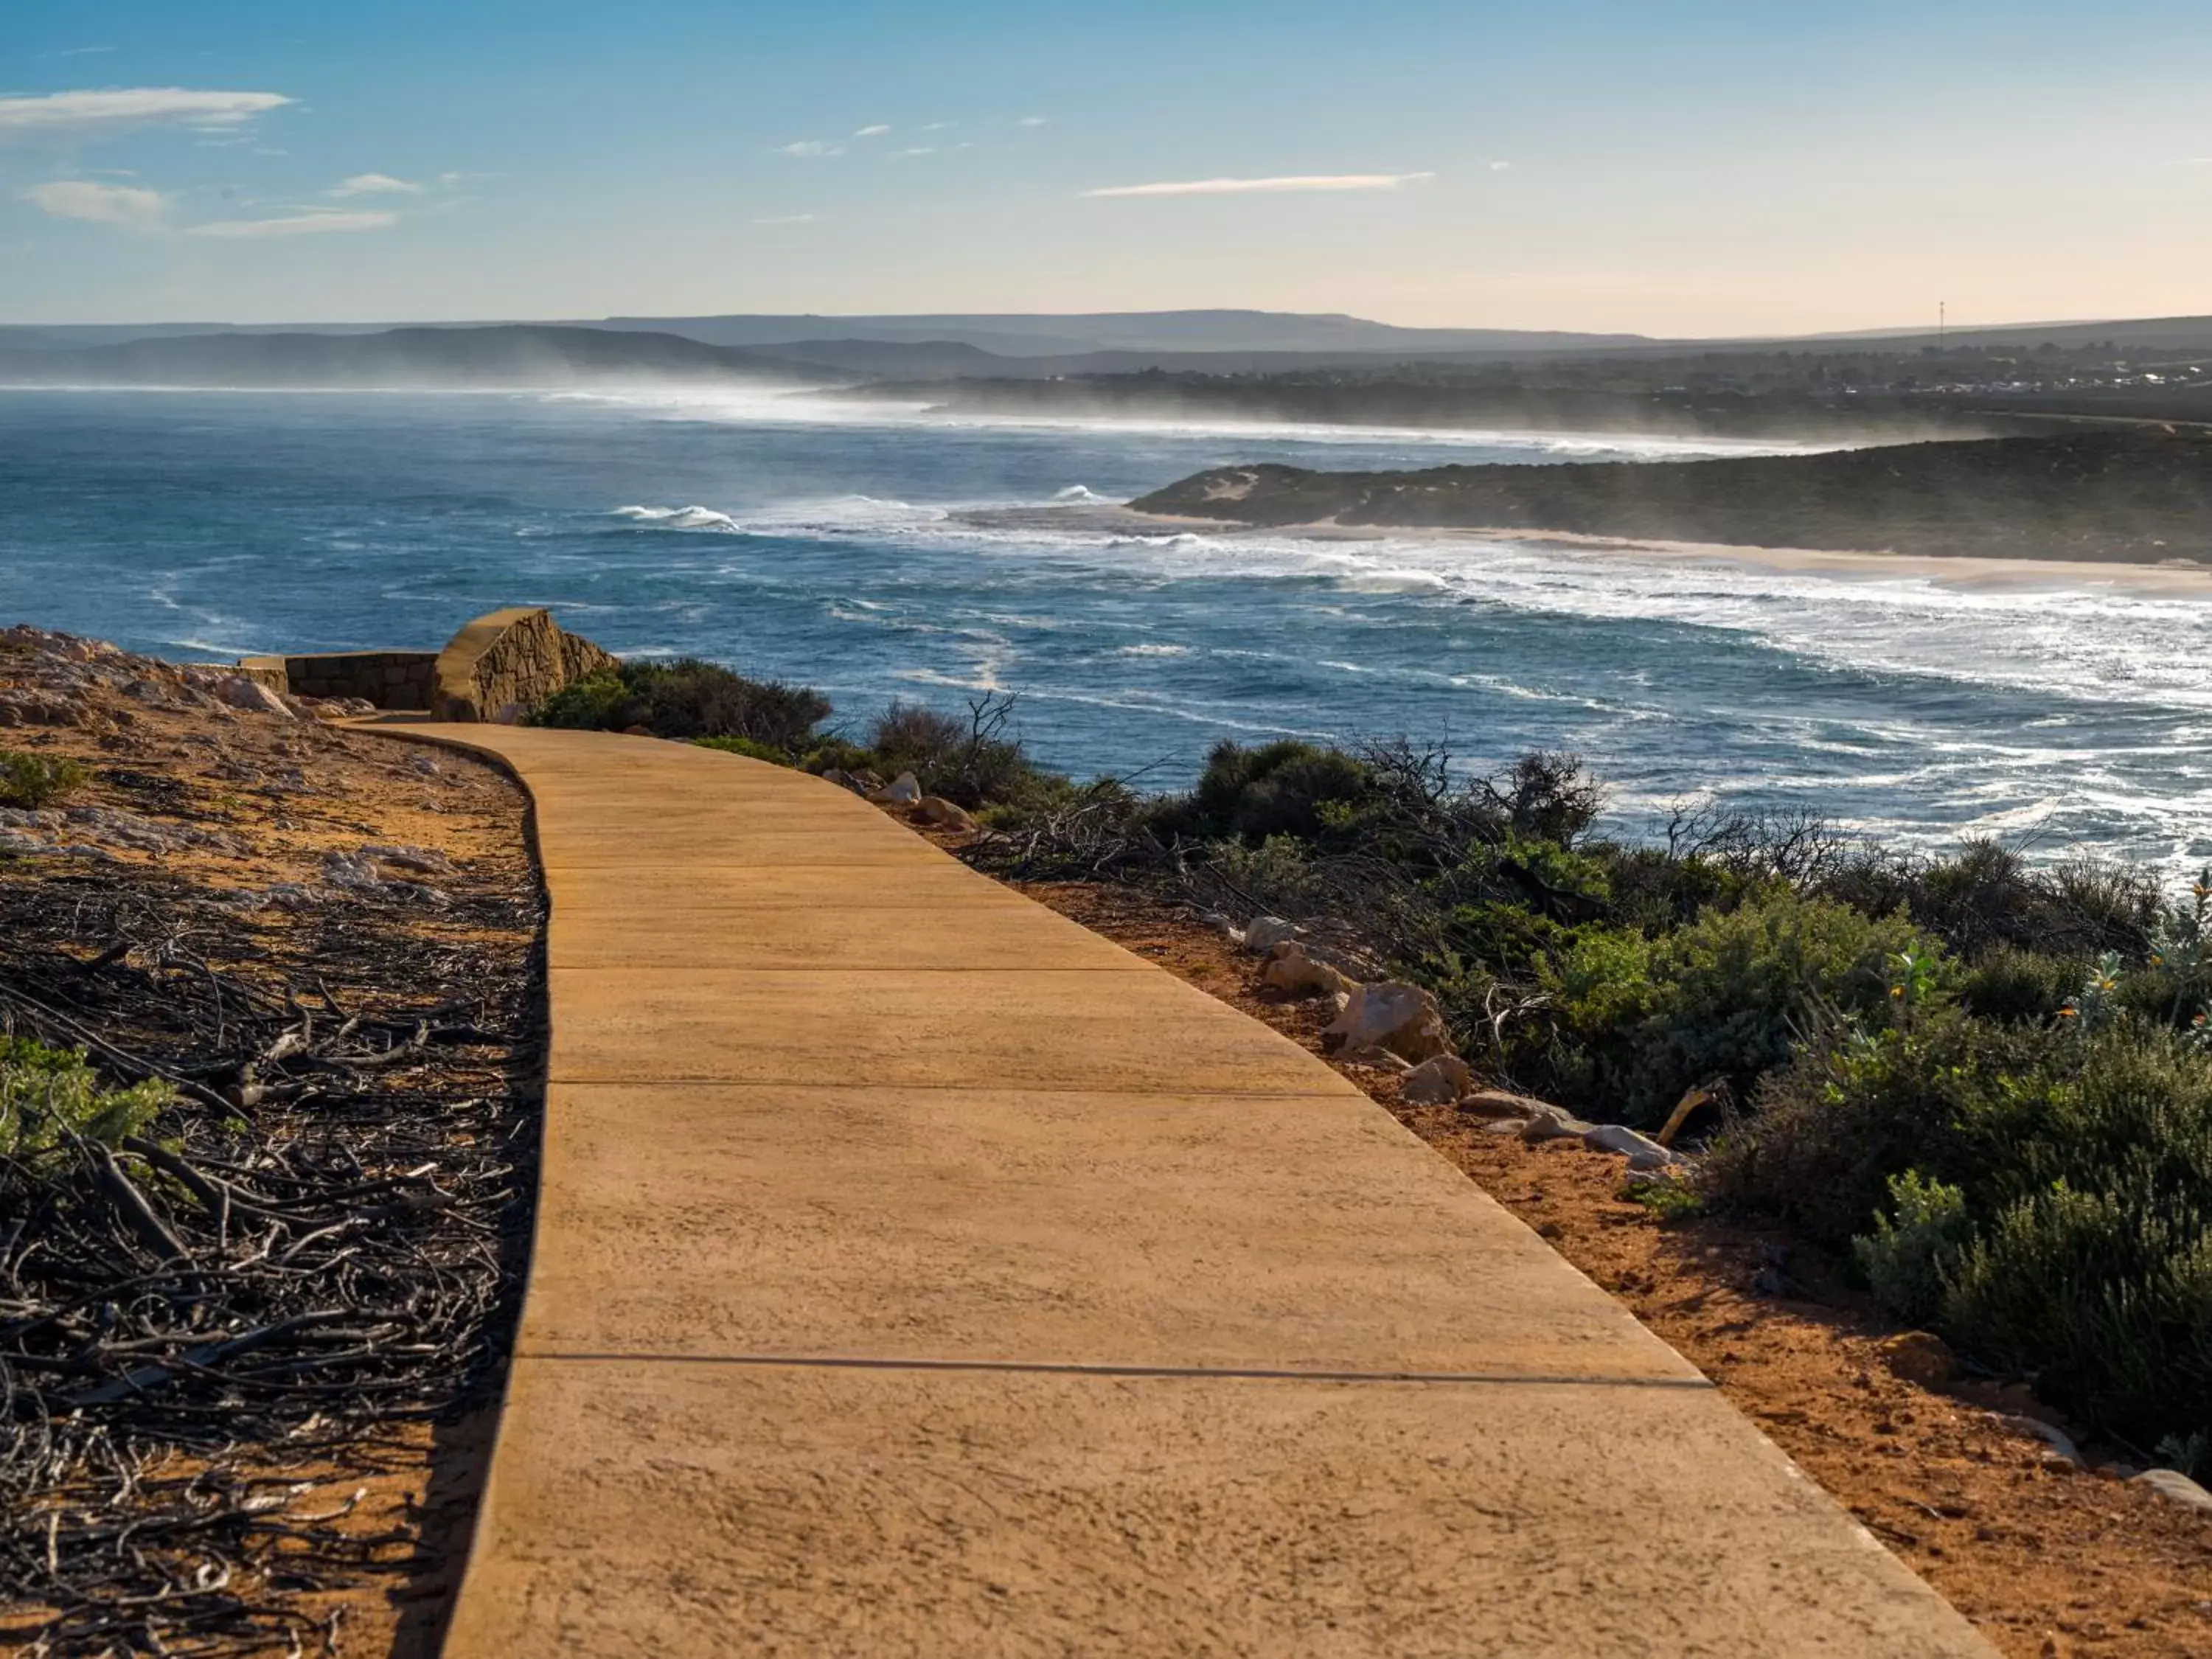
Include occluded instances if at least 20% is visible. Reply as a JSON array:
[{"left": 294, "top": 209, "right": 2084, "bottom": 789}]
[{"left": 961, "top": 503, "right": 2212, "bottom": 597}]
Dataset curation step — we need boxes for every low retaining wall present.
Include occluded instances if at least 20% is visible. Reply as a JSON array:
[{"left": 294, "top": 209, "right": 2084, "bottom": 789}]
[
  {"left": 233, "top": 608, "right": 615, "bottom": 722},
  {"left": 237, "top": 651, "right": 438, "bottom": 709},
  {"left": 431, "top": 607, "right": 618, "bottom": 724}
]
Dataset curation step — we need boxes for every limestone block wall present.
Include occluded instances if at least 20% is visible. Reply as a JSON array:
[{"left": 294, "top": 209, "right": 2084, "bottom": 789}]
[
  {"left": 232, "top": 652, "right": 439, "bottom": 707},
  {"left": 432, "top": 607, "right": 619, "bottom": 723}
]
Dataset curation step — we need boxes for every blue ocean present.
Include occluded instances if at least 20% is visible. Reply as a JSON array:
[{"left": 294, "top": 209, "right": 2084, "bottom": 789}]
[{"left": 4, "top": 386, "right": 2208, "bottom": 867}]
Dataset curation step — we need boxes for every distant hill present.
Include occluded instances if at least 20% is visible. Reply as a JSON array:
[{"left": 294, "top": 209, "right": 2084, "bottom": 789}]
[
  {"left": 0, "top": 311, "right": 1660, "bottom": 364},
  {"left": 0, "top": 325, "right": 844, "bottom": 389},
  {"left": 588, "top": 310, "right": 1659, "bottom": 356}
]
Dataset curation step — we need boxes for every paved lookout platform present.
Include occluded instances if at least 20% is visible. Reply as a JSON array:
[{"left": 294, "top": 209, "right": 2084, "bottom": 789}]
[{"left": 378, "top": 723, "right": 1994, "bottom": 1658}]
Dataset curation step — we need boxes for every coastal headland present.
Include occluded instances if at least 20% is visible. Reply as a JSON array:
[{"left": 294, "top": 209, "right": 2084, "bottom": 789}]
[{"left": 1127, "top": 428, "right": 2212, "bottom": 564}]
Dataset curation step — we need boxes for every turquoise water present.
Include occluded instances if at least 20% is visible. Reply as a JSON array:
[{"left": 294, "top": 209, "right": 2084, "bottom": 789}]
[{"left": 4, "top": 386, "right": 2209, "bottom": 866}]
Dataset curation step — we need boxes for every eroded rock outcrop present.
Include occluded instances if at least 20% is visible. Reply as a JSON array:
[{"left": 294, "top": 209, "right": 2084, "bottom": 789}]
[{"left": 431, "top": 608, "right": 617, "bottom": 724}]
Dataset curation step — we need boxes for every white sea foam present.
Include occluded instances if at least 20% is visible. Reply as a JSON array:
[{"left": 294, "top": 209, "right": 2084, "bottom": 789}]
[{"left": 611, "top": 504, "right": 738, "bottom": 531}]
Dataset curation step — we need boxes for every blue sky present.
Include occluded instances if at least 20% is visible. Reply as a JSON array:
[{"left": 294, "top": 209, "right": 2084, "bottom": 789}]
[{"left": 4, "top": 0, "right": 2210, "bottom": 333}]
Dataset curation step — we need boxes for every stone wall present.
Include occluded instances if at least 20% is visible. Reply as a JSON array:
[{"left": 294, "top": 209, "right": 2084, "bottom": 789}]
[
  {"left": 431, "top": 607, "right": 619, "bottom": 723},
  {"left": 235, "top": 651, "right": 439, "bottom": 708}
]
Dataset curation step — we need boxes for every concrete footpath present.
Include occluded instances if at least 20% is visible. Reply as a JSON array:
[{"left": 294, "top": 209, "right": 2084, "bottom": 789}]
[{"left": 379, "top": 723, "right": 1995, "bottom": 1657}]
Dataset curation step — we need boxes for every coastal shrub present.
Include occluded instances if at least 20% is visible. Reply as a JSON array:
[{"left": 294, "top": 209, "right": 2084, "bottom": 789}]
[
  {"left": 1820, "top": 838, "right": 2159, "bottom": 961},
  {"left": 1957, "top": 945, "right": 2081, "bottom": 1024},
  {"left": 1705, "top": 1014, "right": 2212, "bottom": 1441},
  {"left": 529, "top": 658, "right": 830, "bottom": 751},
  {"left": 692, "top": 735, "right": 792, "bottom": 765},
  {"left": 0, "top": 748, "right": 88, "bottom": 809},
  {"left": 1853, "top": 1170, "right": 1969, "bottom": 1325},
  {"left": 1590, "top": 893, "right": 1934, "bottom": 1125},
  {"left": 1170, "top": 739, "right": 1380, "bottom": 846},
  {"left": 858, "top": 695, "right": 1068, "bottom": 811},
  {"left": 0, "top": 1037, "right": 173, "bottom": 1168}
]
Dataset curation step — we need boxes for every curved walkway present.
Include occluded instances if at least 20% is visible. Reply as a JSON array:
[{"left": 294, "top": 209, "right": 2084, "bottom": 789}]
[{"left": 380, "top": 724, "right": 1994, "bottom": 1658}]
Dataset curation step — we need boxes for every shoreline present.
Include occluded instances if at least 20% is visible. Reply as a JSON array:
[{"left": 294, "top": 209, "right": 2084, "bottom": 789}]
[{"left": 960, "top": 503, "right": 2212, "bottom": 596}]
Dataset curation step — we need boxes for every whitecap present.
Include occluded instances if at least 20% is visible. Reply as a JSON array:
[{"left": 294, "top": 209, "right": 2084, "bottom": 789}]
[{"left": 611, "top": 504, "right": 738, "bottom": 532}]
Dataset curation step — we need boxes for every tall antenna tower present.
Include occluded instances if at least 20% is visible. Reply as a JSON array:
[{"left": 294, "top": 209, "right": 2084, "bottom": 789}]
[{"left": 1939, "top": 300, "right": 1947, "bottom": 351}]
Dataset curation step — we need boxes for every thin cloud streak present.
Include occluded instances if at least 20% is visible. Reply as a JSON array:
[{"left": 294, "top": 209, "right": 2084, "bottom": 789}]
[
  {"left": 1080, "top": 171, "right": 1434, "bottom": 198},
  {"left": 330, "top": 173, "right": 422, "bottom": 197},
  {"left": 0, "top": 88, "right": 292, "bottom": 142},
  {"left": 184, "top": 210, "right": 397, "bottom": 239}
]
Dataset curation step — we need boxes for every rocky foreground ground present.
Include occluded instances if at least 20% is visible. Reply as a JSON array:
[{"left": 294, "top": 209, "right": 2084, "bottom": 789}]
[{"left": 0, "top": 627, "right": 539, "bottom": 1657}]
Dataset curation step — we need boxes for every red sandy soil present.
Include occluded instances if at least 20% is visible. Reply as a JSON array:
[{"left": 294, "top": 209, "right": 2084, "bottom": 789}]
[
  {"left": 1017, "top": 877, "right": 2212, "bottom": 1659},
  {"left": 0, "top": 630, "right": 535, "bottom": 1657}
]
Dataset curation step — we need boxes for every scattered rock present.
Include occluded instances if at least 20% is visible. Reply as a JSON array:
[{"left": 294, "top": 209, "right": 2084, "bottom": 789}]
[
  {"left": 1481, "top": 1117, "right": 1531, "bottom": 1137},
  {"left": 874, "top": 771, "right": 922, "bottom": 805},
  {"left": 1582, "top": 1122, "right": 1680, "bottom": 1171},
  {"left": 0, "top": 689, "right": 88, "bottom": 728},
  {"left": 1243, "top": 915, "right": 1304, "bottom": 955},
  {"left": 1460, "top": 1088, "right": 1553, "bottom": 1121},
  {"left": 1260, "top": 941, "right": 1354, "bottom": 999},
  {"left": 355, "top": 843, "right": 456, "bottom": 877},
  {"left": 1997, "top": 1413, "right": 2083, "bottom": 1467},
  {"left": 1877, "top": 1331, "right": 1961, "bottom": 1389},
  {"left": 1519, "top": 1102, "right": 1598, "bottom": 1144},
  {"left": 1400, "top": 1054, "right": 1472, "bottom": 1105},
  {"left": 1323, "top": 981, "right": 1454, "bottom": 1065},
  {"left": 209, "top": 676, "right": 293, "bottom": 720},
  {"left": 914, "top": 795, "right": 978, "bottom": 831},
  {"left": 2131, "top": 1468, "right": 2212, "bottom": 1512}
]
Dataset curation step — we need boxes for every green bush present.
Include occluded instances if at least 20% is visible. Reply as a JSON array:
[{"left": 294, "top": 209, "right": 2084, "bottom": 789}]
[
  {"left": 0, "top": 748, "right": 88, "bottom": 809},
  {"left": 0, "top": 1037, "right": 173, "bottom": 1166},
  {"left": 1958, "top": 945, "right": 2081, "bottom": 1024},
  {"left": 1535, "top": 893, "right": 1935, "bottom": 1124},
  {"left": 530, "top": 658, "right": 830, "bottom": 751},
  {"left": 854, "top": 696, "right": 1071, "bottom": 812},
  {"left": 1172, "top": 739, "right": 1380, "bottom": 846},
  {"left": 692, "top": 735, "right": 792, "bottom": 765},
  {"left": 1854, "top": 1169, "right": 1969, "bottom": 1324},
  {"left": 1707, "top": 1015, "right": 2212, "bottom": 1441}
]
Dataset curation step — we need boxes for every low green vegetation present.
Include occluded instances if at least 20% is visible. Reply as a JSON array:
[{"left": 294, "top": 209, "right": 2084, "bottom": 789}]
[
  {"left": 529, "top": 658, "right": 830, "bottom": 751},
  {"left": 530, "top": 658, "right": 2212, "bottom": 1448},
  {"left": 0, "top": 1036, "right": 173, "bottom": 1169},
  {"left": 530, "top": 661, "right": 1071, "bottom": 813},
  {"left": 0, "top": 748, "right": 88, "bottom": 809}
]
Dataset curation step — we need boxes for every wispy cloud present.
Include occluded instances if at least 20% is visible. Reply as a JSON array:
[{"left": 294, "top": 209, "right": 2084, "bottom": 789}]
[
  {"left": 57, "top": 46, "right": 117, "bottom": 58},
  {"left": 26, "top": 178, "right": 167, "bottom": 226},
  {"left": 775, "top": 139, "right": 843, "bottom": 158},
  {"left": 0, "top": 88, "right": 293, "bottom": 143},
  {"left": 330, "top": 172, "right": 423, "bottom": 197},
  {"left": 1488, "top": 159, "right": 1512, "bottom": 171},
  {"left": 852, "top": 124, "right": 890, "bottom": 139},
  {"left": 1015, "top": 115, "right": 1048, "bottom": 128},
  {"left": 921, "top": 121, "right": 954, "bottom": 132},
  {"left": 1080, "top": 171, "right": 1433, "bottom": 198},
  {"left": 891, "top": 146, "right": 937, "bottom": 159},
  {"left": 754, "top": 212, "right": 818, "bottom": 224},
  {"left": 184, "top": 209, "right": 397, "bottom": 239}
]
